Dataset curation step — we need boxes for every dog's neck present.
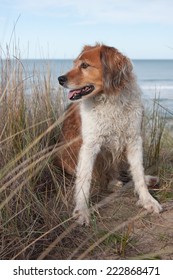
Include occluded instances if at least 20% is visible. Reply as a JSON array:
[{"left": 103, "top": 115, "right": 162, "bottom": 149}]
[
  {"left": 79, "top": 81, "right": 142, "bottom": 114},
  {"left": 80, "top": 89, "right": 127, "bottom": 109}
]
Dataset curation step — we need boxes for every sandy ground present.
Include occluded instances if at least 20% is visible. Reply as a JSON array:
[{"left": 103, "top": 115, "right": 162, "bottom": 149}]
[
  {"left": 87, "top": 182, "right": 173, "bottom": 260},
  {"left": 36, "top": 179, "right": 173, "bottom": 260}
]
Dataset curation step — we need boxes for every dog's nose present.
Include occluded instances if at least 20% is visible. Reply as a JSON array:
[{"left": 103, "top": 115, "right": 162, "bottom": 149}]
[{"left": 58, "top": 75, "right": 67, "bottom": 86}]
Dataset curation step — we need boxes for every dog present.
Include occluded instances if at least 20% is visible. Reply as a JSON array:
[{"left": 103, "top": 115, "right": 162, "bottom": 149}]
[{"left": 58, "top": 44, "right": 162, "bottom": 225}]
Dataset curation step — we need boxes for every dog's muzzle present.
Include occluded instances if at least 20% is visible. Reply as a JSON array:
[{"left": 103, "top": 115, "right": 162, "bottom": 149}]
[{"left": 58, "top": 75, "right": 95, "bottom": 101}]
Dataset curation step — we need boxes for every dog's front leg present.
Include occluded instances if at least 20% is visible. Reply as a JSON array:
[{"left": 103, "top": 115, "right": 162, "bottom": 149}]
[
  {"left": 73, "top": 142, "right": 100, "bottom": 225},
  {"left": 127, "top": 137, "right": 162, "bottom": 213}
]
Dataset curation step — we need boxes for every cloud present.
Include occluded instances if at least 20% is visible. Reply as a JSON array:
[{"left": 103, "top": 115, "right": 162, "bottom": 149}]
[{"left": 5, "top": 0, "right": 173, "bottom": 25}]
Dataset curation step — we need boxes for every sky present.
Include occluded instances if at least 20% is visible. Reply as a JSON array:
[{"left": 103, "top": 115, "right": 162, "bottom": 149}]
[{"left": 0, "top": 0, "right": 173, "bottom": 59}]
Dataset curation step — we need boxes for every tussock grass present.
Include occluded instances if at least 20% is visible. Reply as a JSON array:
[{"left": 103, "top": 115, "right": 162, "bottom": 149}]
[{"left": 0, "top": 46, "right": 172, "bottom": 260}]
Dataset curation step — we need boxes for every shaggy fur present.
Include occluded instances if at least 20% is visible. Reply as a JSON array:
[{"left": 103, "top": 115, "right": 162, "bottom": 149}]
[{"left": 58, "top": 44, "right": 162, "bottom": 225}]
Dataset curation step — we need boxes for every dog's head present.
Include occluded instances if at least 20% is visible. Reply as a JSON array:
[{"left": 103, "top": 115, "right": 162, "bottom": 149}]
[{"left": 58, "top": 44, "right": 133, "bottom": 101}]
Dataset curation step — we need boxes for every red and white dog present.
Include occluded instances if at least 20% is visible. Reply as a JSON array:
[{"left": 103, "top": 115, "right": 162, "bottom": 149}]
[{"left": 58, "top": 44, "right": 162, "bottom": 225}]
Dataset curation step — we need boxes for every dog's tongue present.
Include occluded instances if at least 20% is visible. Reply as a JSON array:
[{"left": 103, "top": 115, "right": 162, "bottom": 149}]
[{"left": 68, "top": 89, "right": 81, "bottom": 99}]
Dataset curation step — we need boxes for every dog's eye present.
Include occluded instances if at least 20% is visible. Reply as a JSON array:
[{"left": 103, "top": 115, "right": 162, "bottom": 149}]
[{"left": 81, "top": 62, "right": 89, "bottom": 69}]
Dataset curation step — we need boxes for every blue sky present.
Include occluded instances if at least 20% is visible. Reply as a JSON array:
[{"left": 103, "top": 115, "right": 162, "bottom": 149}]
[{"left": 0, "top": 0, "right": 173, "bottom": 59}]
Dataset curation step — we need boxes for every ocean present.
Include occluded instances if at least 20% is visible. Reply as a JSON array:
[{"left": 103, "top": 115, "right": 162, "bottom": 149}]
[
  {"left": 4, "top": 59, "right": 173, "bottom": 114},
  {"left": 133, "top": 60, "right": 173, "bottom": 114}
]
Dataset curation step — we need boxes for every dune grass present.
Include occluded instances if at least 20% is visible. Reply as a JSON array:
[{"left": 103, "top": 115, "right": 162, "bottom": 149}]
[{"left": 0, "top": 47, "right": 173, "bottom": 260}]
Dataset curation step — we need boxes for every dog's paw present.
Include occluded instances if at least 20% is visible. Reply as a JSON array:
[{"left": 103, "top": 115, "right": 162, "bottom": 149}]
[
  {"left": 73, "top": 207, "right": 90, "bottom": 226},
  {"left": 137, "top": 195, "right": 162, "bottom": 214}
]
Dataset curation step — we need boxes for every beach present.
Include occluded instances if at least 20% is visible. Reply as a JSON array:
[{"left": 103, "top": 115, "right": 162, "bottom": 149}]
[{"left": 0, "top": 55, "right": 173, "bottom": 260}]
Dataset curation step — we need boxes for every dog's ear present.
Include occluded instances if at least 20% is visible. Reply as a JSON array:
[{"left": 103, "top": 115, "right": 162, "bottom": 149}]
[{"left": 100, "top": 45, "right": 133, "bottom": 93}]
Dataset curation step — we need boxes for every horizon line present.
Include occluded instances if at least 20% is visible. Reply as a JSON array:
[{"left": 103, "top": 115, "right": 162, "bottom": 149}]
[{"left": 2, "top": 57, "right": 173, "bottom": 60}]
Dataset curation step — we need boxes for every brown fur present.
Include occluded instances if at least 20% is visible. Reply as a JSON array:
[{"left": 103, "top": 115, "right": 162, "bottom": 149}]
[
  {"left": 100, "top": 45, "right": 133, "bottom": 93},
  {"left": 56, "top": 103, "right": 82, "bottom": 175}
]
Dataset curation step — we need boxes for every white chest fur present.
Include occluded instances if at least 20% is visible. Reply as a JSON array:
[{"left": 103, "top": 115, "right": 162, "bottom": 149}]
[{"left": 80, "top": 92, "right": 143, "bottom": 152}]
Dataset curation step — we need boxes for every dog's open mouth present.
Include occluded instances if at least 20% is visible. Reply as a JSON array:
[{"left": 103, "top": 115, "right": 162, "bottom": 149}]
[{"left": 68, "top": 85, "right": 95, "bottom": 100}]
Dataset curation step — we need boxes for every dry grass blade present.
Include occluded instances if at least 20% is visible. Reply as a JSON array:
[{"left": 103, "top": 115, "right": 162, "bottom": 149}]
[
  {"left": 12, "top": 217, "right": 74, "bottom": 260},
  {"left": 0, "top": 164, "right": 43, "bottom": 210},
  {"left": 0, "top": 137, "right": 79, "bottom": 195},
  {"left": 0, "top": 117, "right": 62, "bottom": 180},
  {"left": 77, "top": 210, "right": 148, "bottom": 260},
  {"left": 0, "top": 118, "right": 52, "bottom": 145},
  {"left": 37, "top": 222, "right": 77, "bottom": 260},
  {"left": 36, "top": 187, "right": 136, "bottom": 260}
]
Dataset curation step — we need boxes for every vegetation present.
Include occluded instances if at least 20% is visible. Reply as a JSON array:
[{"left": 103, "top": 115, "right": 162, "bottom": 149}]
[{"left": 0, "top": 47, "right": 173, "bottom": 260}]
